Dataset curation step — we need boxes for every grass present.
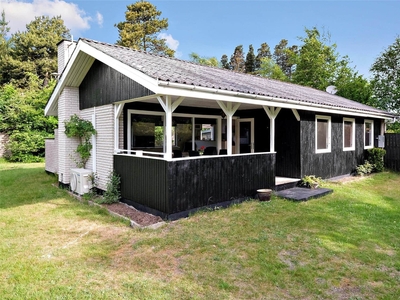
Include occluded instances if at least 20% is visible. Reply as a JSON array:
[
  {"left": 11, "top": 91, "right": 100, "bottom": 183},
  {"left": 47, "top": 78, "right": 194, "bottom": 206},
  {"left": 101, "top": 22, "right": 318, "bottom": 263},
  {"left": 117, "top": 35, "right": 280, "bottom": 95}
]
[{"left": 0, "top": 162, "right": 399, "bottom": 299}]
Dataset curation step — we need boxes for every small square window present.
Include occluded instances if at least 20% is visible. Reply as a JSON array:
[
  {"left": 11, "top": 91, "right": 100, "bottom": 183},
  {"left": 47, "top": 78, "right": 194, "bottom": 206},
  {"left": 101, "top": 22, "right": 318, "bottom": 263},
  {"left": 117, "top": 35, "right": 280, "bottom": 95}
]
[
  {"left": 316, "top": 115, "right": 331, "bottom": 153},
  {"left": 343, "top": 118, "right": 355, "bottom": 151},
  {"left": 364, "top": 120, "right": 374, "bottom": 149}
]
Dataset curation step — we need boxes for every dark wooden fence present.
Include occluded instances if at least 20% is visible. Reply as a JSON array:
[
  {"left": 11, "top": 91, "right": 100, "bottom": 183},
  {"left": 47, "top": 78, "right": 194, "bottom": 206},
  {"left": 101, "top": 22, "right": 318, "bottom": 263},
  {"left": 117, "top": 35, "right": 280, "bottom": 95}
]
[
  {"left": 385, "top": 133, "right": 400, "bottom": 172},
  {"left": 114, "top": 153, "right": 276, "bottom": 219}
]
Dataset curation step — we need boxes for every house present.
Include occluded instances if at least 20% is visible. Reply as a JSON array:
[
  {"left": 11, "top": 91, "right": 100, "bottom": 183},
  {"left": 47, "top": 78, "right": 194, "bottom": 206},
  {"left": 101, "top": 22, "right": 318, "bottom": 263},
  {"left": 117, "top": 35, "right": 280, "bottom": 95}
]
[{"left": 45, "top": 38, "right": 395, "bottom": 219}]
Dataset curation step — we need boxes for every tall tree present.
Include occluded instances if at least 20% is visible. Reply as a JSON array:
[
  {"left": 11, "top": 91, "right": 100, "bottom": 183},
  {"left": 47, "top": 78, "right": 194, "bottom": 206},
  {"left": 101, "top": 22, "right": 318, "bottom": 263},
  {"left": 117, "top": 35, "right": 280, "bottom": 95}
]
[
  {"left": 255, "top": 42, "right": 271, "bottom": 71},
  {"left": 189, "top": 52, "right": 219, "bottom": 67},
  {"left": 230, "top": 45, "right": 245, "bottom": 72},
  {"left": 291, "top": 28, "right": 339, "bottom": 90},
  {"left": 245, "top": 44, "right": 256, "bottom": 73},
  {"left": 220, "top": 54, "right": 230, "bottom": 69},
  {"left": 0, "top": 10, "right": 11, "bottom": 85},
  {"left": 370, "top": 36, "right": 400, "bottom": 114},
  {"left": 0, "top": 16, "right": 70, "bottom": 87},
  {"left": 115, "top": 1, "right": 174, "bottom": 57},
  {"left": 273, "top": 39, "right": 297, "bottom": 79}
]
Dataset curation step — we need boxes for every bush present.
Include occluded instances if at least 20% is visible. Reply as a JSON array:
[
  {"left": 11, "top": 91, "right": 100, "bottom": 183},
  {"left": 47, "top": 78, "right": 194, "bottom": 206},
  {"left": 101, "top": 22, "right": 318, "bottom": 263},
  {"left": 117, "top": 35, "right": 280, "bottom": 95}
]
[
  {"left": 367, "top": 148, "right": 386, "bottom": 172},
  {"left": 96, "top": 171, "right": 121, "bottom": 204},
  {"left": 4, "top": 130, "right": 48, "bottom": 162},
  {"left": 356, "top": 160, "right": 374, "bottom": 176}
]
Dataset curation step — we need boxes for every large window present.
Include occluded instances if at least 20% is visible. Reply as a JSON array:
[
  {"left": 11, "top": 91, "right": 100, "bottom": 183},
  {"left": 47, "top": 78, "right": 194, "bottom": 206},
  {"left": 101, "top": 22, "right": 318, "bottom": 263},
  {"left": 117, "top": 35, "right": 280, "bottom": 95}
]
[
  {"left": 343, "top": 118, "right": 355, "bottom": 151},
  {"left": 316, "top": 115, "right": 331, "bottom": 153},
  {"left": 364, "top": 120, "right": 374, "bottom": 149}
]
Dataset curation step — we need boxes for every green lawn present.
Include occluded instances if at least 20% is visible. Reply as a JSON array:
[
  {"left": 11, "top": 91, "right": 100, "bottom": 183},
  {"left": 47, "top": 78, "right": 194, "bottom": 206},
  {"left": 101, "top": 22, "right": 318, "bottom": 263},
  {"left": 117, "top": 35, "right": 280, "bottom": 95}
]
[{"left": 1, "top": 162, "right": 399, "bottom": 299}]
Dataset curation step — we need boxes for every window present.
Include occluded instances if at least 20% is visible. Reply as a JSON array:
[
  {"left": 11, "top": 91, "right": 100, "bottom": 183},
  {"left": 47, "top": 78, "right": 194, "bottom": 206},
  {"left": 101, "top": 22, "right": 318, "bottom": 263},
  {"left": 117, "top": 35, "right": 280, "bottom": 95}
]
[
  {"left": 316, "top": 115, "right": 331, "bottom": 153},
  {"left": 343, "top": 118, "right": 355, "bottom": 151},
  {"left": 364, "top": 120, "right": 374, "bottom": 149}
]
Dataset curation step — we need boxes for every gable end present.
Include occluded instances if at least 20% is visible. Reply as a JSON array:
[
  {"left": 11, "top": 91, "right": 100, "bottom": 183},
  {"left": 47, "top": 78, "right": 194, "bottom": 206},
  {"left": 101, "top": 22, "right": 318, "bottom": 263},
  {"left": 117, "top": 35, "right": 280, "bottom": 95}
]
[{"left": 79, "top": 60, "right": 155, "bottom": 109}]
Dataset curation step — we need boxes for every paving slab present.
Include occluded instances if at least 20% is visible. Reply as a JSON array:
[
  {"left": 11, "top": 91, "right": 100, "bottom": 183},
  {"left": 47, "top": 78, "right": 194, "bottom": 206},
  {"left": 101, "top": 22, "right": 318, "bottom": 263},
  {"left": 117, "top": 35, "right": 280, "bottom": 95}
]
[{"left": 275, "top": 187, "right": 333, "bottom": 201}]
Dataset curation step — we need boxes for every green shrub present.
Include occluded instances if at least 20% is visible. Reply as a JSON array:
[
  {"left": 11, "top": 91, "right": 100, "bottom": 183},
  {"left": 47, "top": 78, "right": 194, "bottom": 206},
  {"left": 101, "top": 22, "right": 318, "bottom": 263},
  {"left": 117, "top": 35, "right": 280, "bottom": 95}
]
[
  {"left": 356, "top": 160, "right": 374, "bottom": 176},
  {"left": 96, "top": 171, "right": 121, "bottom": 204},
  {"left": 300, "top": 175, "right": 322, "bottom": 188},
  {"left": 367, "top": 148, "right": 386, "bottom": 172},
  {"left": 4, "top": 130, "right": 48, "bottom": 162}
]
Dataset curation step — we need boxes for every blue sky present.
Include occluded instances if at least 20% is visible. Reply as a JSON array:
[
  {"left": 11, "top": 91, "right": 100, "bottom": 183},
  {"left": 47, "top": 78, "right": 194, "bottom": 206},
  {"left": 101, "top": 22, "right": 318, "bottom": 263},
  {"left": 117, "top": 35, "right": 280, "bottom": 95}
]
[{"left": 2, "top": 0, "right": 400, "bottom": 78}]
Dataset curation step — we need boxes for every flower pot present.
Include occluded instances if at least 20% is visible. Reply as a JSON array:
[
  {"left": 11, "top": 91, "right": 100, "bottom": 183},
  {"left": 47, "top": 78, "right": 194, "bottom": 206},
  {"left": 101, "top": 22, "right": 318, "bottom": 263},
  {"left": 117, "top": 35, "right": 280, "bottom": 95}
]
[{"left": 257, "top": 189, "right": 272, "bottom": 201}]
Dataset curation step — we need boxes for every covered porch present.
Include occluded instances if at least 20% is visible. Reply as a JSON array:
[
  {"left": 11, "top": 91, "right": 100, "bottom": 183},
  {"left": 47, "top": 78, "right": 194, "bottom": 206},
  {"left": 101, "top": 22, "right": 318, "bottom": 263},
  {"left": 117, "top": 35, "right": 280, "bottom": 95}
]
[{"left": 111, "top": 90, "right": 292, "bottom": 219}]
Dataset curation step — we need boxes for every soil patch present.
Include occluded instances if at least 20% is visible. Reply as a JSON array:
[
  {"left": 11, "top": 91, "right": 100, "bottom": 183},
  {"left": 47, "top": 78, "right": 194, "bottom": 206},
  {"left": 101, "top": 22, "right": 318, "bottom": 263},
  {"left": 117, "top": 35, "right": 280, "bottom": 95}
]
[{"left": 104, "top": 202, "right": 163, "bottom": 227}]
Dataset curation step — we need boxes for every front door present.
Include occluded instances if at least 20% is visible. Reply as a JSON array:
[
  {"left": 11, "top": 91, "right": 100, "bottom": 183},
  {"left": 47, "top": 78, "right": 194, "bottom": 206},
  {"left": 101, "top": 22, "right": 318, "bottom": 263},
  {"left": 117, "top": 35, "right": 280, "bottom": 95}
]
[{"left": 236, "top": 118, "right": 254, "bottom": 153}]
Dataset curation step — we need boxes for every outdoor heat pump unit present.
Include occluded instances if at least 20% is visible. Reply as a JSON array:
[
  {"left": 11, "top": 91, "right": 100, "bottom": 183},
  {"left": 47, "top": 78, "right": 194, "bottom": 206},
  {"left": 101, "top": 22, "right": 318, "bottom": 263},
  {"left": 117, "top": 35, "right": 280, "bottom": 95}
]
[{"left": 70, "top": 168, "right": 92, "bottom": 195}]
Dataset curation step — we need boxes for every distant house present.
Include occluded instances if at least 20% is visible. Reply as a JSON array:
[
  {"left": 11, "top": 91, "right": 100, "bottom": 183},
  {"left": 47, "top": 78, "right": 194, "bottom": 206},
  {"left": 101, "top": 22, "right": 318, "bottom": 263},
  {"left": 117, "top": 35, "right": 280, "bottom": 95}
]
[{"left": 45, "top": 38, "right": 395, "bottom": 219}]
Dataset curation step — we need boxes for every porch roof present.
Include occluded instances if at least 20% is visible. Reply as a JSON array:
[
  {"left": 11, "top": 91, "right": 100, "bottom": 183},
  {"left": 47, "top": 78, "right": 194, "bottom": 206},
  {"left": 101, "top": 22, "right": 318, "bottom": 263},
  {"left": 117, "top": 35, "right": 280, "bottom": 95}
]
[{"left": 46, "top": 38, "right": 395, "bottom": 119}]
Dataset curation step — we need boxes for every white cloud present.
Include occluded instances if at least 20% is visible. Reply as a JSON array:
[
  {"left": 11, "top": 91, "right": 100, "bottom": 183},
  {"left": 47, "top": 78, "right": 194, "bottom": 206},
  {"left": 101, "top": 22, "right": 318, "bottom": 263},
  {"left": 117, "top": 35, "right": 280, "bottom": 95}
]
[
  {"left": 0, "top": 0, "right": 95, "bottom": 36},
  {"left": 158, "top": 33, "right": 179, "bottom": 51},
  {"left": 96, "top": 11, "right": 103, "bottom": 28}
]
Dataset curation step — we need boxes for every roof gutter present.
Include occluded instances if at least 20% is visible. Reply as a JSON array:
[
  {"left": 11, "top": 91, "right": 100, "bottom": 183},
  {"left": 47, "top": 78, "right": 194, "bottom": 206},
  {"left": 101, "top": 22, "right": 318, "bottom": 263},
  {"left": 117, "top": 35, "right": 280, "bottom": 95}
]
[{"left": 158, "top": 81, "right": 395, "bottom": 120}]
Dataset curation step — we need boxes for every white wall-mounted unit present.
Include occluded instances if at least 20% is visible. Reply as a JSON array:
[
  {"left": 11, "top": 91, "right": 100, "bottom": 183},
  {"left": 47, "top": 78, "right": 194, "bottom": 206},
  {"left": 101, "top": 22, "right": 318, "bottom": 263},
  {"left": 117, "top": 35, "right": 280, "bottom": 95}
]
[{"left": 70, "top": 168, "right": 92, "bottom": 195}]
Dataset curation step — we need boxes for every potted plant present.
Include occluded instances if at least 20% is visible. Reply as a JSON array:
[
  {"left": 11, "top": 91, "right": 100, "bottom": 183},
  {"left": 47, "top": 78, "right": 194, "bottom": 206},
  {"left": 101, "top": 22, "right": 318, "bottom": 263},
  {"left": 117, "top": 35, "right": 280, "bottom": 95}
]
[{"left": 64, "top": 114, "right": 96, "bottom": 169}]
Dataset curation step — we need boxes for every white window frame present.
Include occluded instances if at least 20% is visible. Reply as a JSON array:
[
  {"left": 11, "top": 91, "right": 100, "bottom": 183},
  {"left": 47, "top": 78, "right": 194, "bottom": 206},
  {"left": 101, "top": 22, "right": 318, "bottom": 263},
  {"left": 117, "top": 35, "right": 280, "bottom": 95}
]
[
  {"left": 364, "top": 119, "right": 374, "bottom": 149},
  {"left": 343, "top": 118, "right": 355, "bottom": 151},
  {"left": 315, "top": 115, "right": 331, "bottom": 154}
]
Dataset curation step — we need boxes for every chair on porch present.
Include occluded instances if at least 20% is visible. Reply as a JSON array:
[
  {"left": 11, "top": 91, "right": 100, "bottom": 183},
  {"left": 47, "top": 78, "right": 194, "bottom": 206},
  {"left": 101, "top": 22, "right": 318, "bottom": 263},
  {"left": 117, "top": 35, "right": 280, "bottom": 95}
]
[
  {"left": 219, "top": 149, "right": 227, "bottom": 155},
  {"left": 203, "top": 147, "right": 217, "bottom": 155},
  {"left": 173, "top": 150, "right": 182, "bottom": 158},
  {"left": 189, "top": 150, "right": 200, "bottom": 157}
]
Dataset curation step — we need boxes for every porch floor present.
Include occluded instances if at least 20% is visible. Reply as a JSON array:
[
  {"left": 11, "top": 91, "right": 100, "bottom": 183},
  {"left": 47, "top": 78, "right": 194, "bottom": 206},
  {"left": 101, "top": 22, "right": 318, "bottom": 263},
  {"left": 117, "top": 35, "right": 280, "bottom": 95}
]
[
  {"left": 275, "top": 187, "right": 333, "bottom": 201},
  {"left": 275, "top": 177, "right": 301, "bottom": 191}
]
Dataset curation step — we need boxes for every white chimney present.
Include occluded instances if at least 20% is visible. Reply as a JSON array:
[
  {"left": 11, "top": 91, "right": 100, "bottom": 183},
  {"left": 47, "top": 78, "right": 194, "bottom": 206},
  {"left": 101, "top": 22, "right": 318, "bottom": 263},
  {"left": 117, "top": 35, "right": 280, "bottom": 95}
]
[{"left": 57, "top": 39, "right": 77, "bottom": 75}]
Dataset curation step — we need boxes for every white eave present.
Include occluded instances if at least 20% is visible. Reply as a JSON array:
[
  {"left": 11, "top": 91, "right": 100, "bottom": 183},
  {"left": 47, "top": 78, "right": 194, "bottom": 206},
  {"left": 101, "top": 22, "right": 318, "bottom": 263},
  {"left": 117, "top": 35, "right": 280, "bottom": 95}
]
[{"left": 45, "top": 39, "right": 395, "bottom": 120}]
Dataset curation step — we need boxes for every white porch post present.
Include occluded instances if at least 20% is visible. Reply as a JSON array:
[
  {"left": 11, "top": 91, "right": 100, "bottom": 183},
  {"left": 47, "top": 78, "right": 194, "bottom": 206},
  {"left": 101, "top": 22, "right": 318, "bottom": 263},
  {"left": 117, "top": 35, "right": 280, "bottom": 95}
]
[
  {"left": 164, "top": 96, "right": 173, "bottom": 160},
  {"left": 217, "top": 101, "right": 240, "bottom": 155},
  {"left": 217, "top": 118, "right": 222, "bottom": 152},
  {"left": 263, "top": 106, "right": 281, "bottom": 153},
  {"left": 157, "top": 95, "right": 184, "bottom": 159},
  {"left": 114, "top": 103, "right": 124, "bottom": 153}
]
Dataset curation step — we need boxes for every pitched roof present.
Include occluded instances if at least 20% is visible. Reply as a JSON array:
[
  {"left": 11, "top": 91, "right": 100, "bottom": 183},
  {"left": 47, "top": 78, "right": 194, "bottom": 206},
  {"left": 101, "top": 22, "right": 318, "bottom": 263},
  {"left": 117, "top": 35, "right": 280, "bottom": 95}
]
[
  {"left": 80, "top": 39, "right": 394, "bottom": 118},
  {"left": 46, "top": 38, "right": 395, "bottom": 118}
]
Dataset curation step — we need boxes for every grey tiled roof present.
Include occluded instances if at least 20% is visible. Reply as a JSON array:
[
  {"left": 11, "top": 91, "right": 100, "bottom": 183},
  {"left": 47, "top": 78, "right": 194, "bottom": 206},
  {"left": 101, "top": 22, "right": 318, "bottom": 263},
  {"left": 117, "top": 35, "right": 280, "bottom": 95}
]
[{"left": 81, "top": 38, "right": 393, "bottom": 117}]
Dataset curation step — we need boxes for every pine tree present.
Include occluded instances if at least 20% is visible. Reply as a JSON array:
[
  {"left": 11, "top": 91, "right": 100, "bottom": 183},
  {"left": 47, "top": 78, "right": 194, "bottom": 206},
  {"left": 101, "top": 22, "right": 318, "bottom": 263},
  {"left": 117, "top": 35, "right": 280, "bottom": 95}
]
[
  {"left": 255, "top": 42, "right": 271, "bottom": 71},
  {"left": 273, "top": 39, "right": 297, "bottom": 79},
  {"left": 1, "top": 15, "right": 70, "bottom": 87},
  {"left": 115, "top": 1, "right": 174, "bottom": 57},
  {"left": 245, "top": 44, "right": 256, "bottom": 73},
  {"left": 220, "top": 54, "right": 230, "bottom": 69},
  {"left": 230, "top": 45, "right": 245, "bottom": 72}
]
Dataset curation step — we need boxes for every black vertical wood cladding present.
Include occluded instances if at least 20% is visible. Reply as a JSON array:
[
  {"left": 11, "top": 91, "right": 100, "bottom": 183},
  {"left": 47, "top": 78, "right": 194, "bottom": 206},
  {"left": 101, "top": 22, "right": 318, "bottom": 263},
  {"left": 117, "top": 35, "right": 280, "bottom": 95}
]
[
  {"left": 275, "top": 109, "right": 301, "bottom": 178},
  {"left": 114, "top": 153, "right": 275, "bottom": 217},
  {"left": 79, "top": 60, "right": 154, "bottom": 109},
  {"left": 385, "top": 134, "right": 400, "bottom": 171},
  {"left": 299, "top": 111, "right": 370, "bottom": 179}
]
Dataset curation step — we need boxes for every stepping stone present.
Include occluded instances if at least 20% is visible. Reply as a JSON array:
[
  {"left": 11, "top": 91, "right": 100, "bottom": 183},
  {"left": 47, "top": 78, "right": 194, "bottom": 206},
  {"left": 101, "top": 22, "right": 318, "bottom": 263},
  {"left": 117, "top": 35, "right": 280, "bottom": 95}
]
[{"left": 276, "top": 187, "right": 333, "bottom": 201}]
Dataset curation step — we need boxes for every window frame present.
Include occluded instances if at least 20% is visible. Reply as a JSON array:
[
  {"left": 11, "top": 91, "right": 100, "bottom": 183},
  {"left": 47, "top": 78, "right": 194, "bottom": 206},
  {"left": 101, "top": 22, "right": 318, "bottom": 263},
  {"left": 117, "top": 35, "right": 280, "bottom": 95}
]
[
  {"left": 364, "top": 119, "right": 374, "bottom": 149},
  {"left": 315, "top": 115, "right": 331, "bottom": 154},
  {"left": 343, "top": 117, "right": 355, "bottom": 151}
]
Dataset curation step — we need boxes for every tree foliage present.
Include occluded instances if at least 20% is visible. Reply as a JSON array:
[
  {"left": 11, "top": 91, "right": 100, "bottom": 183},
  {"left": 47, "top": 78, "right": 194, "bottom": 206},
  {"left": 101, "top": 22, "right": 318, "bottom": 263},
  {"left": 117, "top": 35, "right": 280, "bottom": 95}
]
[
  {"left": 230, "top": 45, "right": 245, "bottom": 72},
  {"left": 0, "top": 75, "right": 58, "bottom": 162},
  {"left": 115, "top": 1, "right": 174, "bottom": 57},
  {"left": 257, "top": 57, "right": 287, "bottom": 81},
  {"left": 370, "top": 36, "right": 400, "bottom": 114},
  {"left": 189, "top": 52, "right": 219, "bottom": 67},
  {"left": 220, "top": 54, "right": 230, "bottom": 69},
  {"left": 0, "top": 16, "right": 70, "bottom": 88},
  {"left": 273, "top": 39, "right": 297, "bottom": 79},
  {"left": 245, "top": 44, "right": 256, "bottom": 73},
  {"left": 255, "top": 42, "right": 271, "bottom": 71}
]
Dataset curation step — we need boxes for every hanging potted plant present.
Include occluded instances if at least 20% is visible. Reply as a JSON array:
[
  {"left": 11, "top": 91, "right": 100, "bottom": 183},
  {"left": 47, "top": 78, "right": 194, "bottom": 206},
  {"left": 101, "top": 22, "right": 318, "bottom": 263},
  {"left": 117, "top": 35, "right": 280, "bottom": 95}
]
[{"left": 64, "top": 114, "right": 96, "bottom": 169}]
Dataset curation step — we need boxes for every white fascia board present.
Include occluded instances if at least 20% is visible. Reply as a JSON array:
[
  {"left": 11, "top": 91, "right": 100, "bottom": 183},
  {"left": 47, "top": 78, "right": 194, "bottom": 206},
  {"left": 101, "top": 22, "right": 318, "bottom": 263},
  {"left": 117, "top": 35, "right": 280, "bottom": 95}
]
[
  {"left": 156, "top": 81, "right": 393, "bottom": 120},
  {"left": 79, "top": 43, "right": 159, "bottom": 92}
]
